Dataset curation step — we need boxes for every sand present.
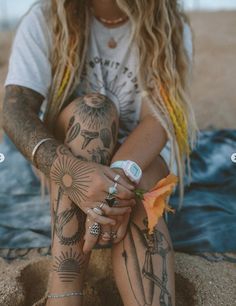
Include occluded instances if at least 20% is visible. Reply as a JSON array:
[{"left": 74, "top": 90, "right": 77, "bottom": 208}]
[{"left": 0, "top": 11, "right": 236, "bottom": 306}]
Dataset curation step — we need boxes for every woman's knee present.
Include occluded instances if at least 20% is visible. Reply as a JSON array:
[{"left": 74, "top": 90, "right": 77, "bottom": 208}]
[{"left": 54, "top": 93, "right": 119, "bottom": 164}]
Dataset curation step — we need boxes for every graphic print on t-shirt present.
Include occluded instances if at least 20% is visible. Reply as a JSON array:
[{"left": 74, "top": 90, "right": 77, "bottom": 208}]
[{"left": 77, "top": 56, "right": 142, "bottom": 143}]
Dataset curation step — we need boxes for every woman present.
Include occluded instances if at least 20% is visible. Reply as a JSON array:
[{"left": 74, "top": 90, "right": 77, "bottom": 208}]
[{"left": 2, "top": 0, "right": 198, "bottom": 305}]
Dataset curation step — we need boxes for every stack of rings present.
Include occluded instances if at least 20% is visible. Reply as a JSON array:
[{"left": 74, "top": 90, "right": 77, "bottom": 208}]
[
  {"left": 106, "top": 174, "right": 120, "bottom": 206},
  {"left": 88, "top": 174, "right": 121, "bottom": 237}
]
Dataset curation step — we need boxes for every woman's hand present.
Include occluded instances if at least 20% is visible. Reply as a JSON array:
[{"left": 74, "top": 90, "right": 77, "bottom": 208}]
[
  {"left": 82, "top": 169, "right": 135, "bottom": 253},
  {"left": 83, "top": 209, "right": 131, "bottom": 254},
  {"left": 50, "top": 145, "right": 136, "bottom": 213}
]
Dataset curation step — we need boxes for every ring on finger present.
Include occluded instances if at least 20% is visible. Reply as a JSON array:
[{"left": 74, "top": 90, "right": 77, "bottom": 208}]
[
  {"left": 113, "top": 199, "right": 119, "bottom": 206},
  {"left": 101, "top": 231, "right": 111, "bottom": 241},
  {"left": 106, "top": 197, "right": 115, "bottom": 207},
  {"left": 89, "top": 222, "right": 101, "bottom": 236},
  {"left": 108, "top": 182, "right": 118, "bottom": 196},
  {"left": 93, "top": 207, "right": 104, "bottom": 216},
  {"left": 111, "top": 231, "right": 117, "bottom": 240},
  {"left": 86, "top": 208, "right": 92, "bottom": 215},
  {"left": 114, "top": 174, "right": 121, "bottom": 183},
  {"left": 99, "top": 202, "right": 106, "bottom": 210}
]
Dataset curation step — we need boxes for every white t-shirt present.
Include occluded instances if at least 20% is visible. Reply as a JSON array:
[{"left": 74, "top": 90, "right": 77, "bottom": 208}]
[{"left": 5, "top": 3, "right": 192, "bottom": 174}]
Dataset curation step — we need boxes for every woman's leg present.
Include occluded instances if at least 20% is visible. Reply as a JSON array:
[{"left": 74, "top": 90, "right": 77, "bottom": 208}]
[
  {"left": 112, "top": 156, "right": 175, "bottom": 306},
  {"left": 46, "top": 93, "right": 119, "bottom": 306}
]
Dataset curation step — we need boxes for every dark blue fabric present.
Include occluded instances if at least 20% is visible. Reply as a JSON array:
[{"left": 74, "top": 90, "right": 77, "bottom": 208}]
[
  {"left": 0, "top": 134, "right": 51, "bottom": 248},
  {"left": 168, "top": 129, "right": 236, "bottom": 253},
  {"left": 0, "top": 130, "right": 235, "bottom": 254}
]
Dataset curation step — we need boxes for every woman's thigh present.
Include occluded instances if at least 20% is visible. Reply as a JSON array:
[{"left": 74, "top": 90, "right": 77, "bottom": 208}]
[{"left": 112, "top": 156, "right": 175, "bottom": 306}]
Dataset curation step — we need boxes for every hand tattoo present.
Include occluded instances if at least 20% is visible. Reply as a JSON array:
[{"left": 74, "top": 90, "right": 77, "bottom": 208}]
[{"left": 50, "top": 145, "right": 95, "bottom": 205}]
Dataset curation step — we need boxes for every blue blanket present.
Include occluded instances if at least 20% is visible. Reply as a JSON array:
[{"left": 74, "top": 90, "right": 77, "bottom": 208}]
[
  {"left": 168, "top": 129, "right": 236, "bottom": 254},
  {"left": 0, "top": 130, "right": 235, "bottom": 258}
]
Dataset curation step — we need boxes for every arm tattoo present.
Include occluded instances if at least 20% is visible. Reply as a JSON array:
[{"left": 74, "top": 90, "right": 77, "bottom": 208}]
[{"left": 2, "top": 85, "right": 61, "bottom": 176}]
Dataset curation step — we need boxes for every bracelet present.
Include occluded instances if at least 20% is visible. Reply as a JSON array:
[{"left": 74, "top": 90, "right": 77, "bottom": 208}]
[
  {"left": 31, "top": 138, "right": 54, "bottom": 167},
  {"left": 47, "top": 291, "right": 84, "bottom": 299}
]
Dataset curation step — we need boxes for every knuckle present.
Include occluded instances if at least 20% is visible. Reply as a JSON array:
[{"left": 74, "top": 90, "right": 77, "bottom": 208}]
[
  {"left": 105, "top": 206, "right": 111, "bottom": 214},
  {"left": 87, "top": 189, "right": 94, "bottom": 199},
  {"left": 118, "top": 191, "right": 126, "bottom": 199},
  {"left": 95, "top": 176, "right": 104, "bottom": 189}
]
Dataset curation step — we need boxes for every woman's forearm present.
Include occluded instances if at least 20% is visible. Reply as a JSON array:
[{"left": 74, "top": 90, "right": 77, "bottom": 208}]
[
  {"left": 112, "top": 115, "right": 168, "bottom": 171},
  {"left": 2, "top": 85, "right": 64, "bottom": 177}
]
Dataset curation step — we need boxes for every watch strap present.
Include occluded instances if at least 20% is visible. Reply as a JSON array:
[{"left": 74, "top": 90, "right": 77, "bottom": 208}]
[{"left": 110, "top": 161, "right": 125, "bottom": 169}]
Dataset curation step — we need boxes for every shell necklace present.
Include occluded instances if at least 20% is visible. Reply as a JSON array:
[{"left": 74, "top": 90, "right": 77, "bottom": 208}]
[{"left": 94, "top": 15, "right": 129, "bottom": 49}]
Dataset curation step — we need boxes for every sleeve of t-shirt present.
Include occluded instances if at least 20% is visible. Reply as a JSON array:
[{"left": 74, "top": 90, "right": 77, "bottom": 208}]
[
  {"left": 183, "top": 22, "right": 193, "bottom": 73},
  {"left": 4, "top": 4, "right": 52, "bottom": 98}
]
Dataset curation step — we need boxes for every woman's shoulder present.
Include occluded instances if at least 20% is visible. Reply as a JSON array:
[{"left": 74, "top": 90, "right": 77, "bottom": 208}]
[
  {"left": 16, "top": 1, "right": 52, "bottom": 52},
  {"left": 182, "top": 21, "right": 193, "bottom": 62}
]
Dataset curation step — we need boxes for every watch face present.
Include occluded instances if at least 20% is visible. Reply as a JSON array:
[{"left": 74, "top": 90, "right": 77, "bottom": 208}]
[
  {"left": 130, "top": 164, "right": 141, "bottom": 177},
  {"left": 127, "top": 164, "right": 141, "bottom": 181}
]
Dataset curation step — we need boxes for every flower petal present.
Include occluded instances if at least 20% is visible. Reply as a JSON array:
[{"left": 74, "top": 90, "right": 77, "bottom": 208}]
[{"left": 142, "top": 174, "right": 178, "bottom": 233}]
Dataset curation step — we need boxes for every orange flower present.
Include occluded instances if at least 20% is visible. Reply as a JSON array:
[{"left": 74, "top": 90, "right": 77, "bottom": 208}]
[{"left": 141, "top": 174, "right": 178, "bottom": 233}]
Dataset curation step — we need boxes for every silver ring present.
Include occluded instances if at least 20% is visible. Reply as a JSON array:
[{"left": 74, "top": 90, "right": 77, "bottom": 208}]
[
  {"left": 86, "top": 208, "right": 92, "bottom": 215},
  {"left": 101, "top": 232, "right": 111, "bottom": 241},
  {"left": 108, "top": 182, "right": 118, "bottom": 195},
  {"left": 89, "top": 222, "right": 101, "bottom": 236},
  {"left": 114, "top": 174, "right": 121, "bottom": 182},
  {"left": 93, "top": 207, "right": 104, "bottom": 216},
  {"left": 99, "top": 202, "right": 106, "bottom": 210},
  {"left": 111, "top": 231, "right": 117, "bottom": 239},
  {"left": 113, "top": 199, "right": 119, "bottom": 206}
]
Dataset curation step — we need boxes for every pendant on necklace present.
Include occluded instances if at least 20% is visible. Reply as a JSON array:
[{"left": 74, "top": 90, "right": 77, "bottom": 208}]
[{"left": 108, "top": 37, "right": 117, "bottom": 49}]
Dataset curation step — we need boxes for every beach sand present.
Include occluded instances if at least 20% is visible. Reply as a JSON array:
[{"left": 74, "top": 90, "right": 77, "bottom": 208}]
[{"left": 0, "top": 11, "right": 236, "bottom": 306}]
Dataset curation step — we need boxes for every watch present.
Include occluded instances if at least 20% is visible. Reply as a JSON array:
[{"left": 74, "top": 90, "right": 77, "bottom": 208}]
[{"left": 110, "top": 160, "right": 142, "bottom": 184}]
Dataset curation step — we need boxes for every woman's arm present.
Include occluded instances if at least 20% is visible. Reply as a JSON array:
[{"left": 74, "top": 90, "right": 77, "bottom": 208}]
[
  {"left": 111, "top": 101, "right": 168, "bottom": 171},
  {"left": 2, "top": 85, "right": 134, "bottom": 211},
  {"left": 83, "top": 102, "right": 169, "bottom": 251},
  {"left": 2, "top": 85, "right": 61, "bottom": 176}
]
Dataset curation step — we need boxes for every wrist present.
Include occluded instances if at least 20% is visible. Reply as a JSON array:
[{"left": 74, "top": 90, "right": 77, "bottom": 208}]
[{"left": 110, "top": 160, "right": 142, "bottom": 184}]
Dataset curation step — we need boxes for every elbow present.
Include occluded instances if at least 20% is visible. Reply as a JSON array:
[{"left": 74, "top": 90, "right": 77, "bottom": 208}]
[
  {"left": 1, "top": 105, "right": 7, "bottom": 132},
  {"left": 1, "top": 102, "right": 11, "bottom": 136}
]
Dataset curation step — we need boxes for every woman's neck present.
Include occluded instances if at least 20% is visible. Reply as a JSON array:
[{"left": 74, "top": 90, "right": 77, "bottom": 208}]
[{"left": 90, "top": 0, "right": 127, "bottom": 21}]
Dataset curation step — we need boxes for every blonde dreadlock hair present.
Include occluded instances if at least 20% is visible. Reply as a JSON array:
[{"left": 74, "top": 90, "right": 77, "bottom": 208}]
[{"left": 40, "top": 0, "right": 198, "bottom": 206}]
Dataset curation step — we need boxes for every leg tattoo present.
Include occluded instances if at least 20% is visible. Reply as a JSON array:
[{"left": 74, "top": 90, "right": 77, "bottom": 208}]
[
  {"left": 74, "top": 94, "right": 117, "bottom": 130},
  {"left": 66, "top": 122, "right": 81, "bottom": 144},
  {"left": 53, "top": 248, "right": 85, "bottom": 283},
  {"left": 81, "top": 130, "right": 99, "bottom": 149},
  {"left": 123, "top": 219, "right": 173, "bottom": 306},
  {"left": 52, "top": 187, "right": 86, "bottom": 246},
  {"left": 100, "top": 128, "right": 112, "bottom": 149}
]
